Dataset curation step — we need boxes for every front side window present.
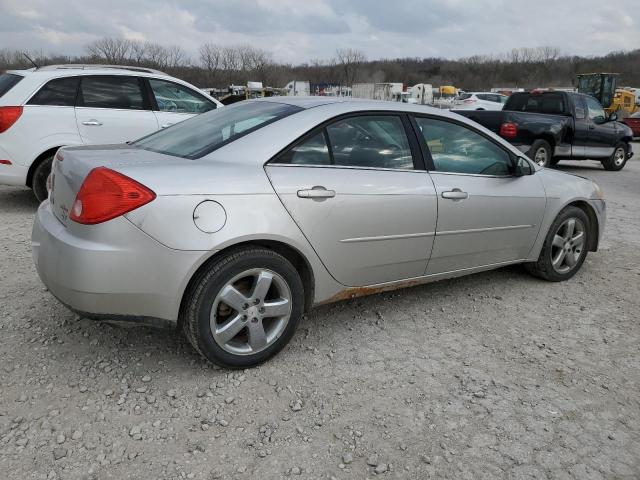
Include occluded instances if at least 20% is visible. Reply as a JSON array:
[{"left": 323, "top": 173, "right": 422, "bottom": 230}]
[
  {"left": 28, "top": 77, "right": 79, "bottom": 106},
  {"left": 585, "top": 96, "right": 605, "bottom": 122},
  {"left": 135, "top": 101, "right": 302, "bottom": 159},
  {"left": 415, "top": 117, "right": 512, "bottom": 175},
  {"left": 79, "top": 76, "right": 145, "bottom": 110},
  {"left": 326, "top": 116, "right": 414, "bottom": 169},
  {"left": 148, "top": 79, "right": 215, "bottom": 114}
]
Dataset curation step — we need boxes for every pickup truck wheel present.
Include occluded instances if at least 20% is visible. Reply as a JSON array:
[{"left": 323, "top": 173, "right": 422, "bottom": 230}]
[
  {"left": 525, "top": 206, "right": 590, "bottom": 282},
  {"left": 32, "top": 155, "right": 53, "bottom": 203},
  {"left": 602, "top": 143, "right": 628, "bottom": 171},
  {"left": 529, "top": 140, "right": 552, "bottom": 168}
]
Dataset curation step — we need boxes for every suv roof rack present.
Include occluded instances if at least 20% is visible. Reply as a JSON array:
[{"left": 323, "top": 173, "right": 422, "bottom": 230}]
[{"left": 35, "top": 64, "right": 167, "bottom": 75}]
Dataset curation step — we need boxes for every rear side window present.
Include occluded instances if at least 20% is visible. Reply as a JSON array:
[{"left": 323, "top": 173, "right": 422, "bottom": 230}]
[
  {"left": 327, "top": 116, "right": 413, "bottom": 169},
  {"left": 277, "top": 132, "right": 331, "bottom": 165},
  {"left": 275, "top": 115, "right": 415, "bottom": 170},
  {"left": 28, "top": 77, "right": 79, "bottom": 106},
  {"left": 505, "top": 93, "right": 565, "bottom": 114},
  {"left": 79, "top": 76, "right": 145, "bottom": 110},
  {"left": 135, "top": 101, "right": 302, "bottom": 159},
  {"left": 148, "top": 79, "right": 215, "bottom": 114},
  {"left": 0, "top": 73, "right": 23, "bottom": 98}
]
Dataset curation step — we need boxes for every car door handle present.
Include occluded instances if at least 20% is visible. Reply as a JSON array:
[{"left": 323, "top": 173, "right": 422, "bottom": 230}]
[
  {"left": 442, "top": 189, "right": 469, "bottom": 200},
  {"left": 82, "top": 120, "right": 103, "bottom": 126},
  {"left": 161, "top": 123, "right": 174, "bottom": 128},
  {"left": 297, "top": 186, "right": 336, "bottom": 199}
]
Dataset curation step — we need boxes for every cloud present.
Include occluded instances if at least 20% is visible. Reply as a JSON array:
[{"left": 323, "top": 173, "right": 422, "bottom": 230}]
[{"left": 0, "top": 0, "right": 638, "bottom": 63}]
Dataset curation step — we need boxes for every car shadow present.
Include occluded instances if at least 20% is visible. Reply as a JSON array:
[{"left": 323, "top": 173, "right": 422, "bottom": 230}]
[
  {"left": 552, "top": 161, "right": 605, "bottom": 172},
  {"left": 0, "top": 187, "right": 39, "bottom": 213}
]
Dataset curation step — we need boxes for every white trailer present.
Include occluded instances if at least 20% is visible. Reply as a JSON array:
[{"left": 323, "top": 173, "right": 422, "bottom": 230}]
[
  {"left": 407, "top": 83, "right": 433, "bottom": 105},
  {"left": 283, "top": 80, "right": 310, "bottom": 96},
  {"left": 352, "top": 83, "right": 404, "bottom": 102}
]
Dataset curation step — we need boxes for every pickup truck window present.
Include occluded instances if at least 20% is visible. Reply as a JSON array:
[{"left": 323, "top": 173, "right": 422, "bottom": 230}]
[
  {"left": 585, "top": 96, "right": 606, "bottom": 121},
  {"left": 415, "top": 117, "right": 512, "bottom": 176},
  {"left": 505, "top": 93, "right": 566, "bottom": 115}
]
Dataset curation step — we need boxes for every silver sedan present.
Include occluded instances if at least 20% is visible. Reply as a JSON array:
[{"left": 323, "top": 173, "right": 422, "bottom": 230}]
[{"left": 32, "top": 97, "right": 606, "bottom": 367}]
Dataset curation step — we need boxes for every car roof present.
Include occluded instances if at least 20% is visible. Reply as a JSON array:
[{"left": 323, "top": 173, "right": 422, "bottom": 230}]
[{"left": 245, "top": 96, "right": 468, "bottom": 121}]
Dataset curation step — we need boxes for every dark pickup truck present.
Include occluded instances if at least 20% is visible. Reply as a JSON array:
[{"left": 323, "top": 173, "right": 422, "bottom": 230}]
[{"left": 454, "top": 90, "right": 634, "bottom": 171}]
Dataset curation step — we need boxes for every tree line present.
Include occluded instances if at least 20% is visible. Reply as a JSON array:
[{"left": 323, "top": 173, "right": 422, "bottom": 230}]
[{"left": 2, "top": 38, "right": 640, "bottom": 91}]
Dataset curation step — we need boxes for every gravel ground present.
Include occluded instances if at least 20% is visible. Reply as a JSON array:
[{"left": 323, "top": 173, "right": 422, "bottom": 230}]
[{"left": 1, "top": 151, "right": 639, "bottom": 480}]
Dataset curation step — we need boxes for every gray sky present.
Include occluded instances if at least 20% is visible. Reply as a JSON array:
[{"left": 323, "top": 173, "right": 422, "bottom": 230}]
[{"left": 1, "top": 0, "right": 638, "bottom": 63}]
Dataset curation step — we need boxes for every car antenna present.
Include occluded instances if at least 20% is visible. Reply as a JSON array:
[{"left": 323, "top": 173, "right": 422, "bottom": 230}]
[{"left": 23, "top": 52, "right": 39, "bottom": 69}]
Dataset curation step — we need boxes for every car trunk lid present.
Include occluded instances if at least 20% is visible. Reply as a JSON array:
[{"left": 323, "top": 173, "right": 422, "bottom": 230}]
[{"left": 49, "top": 144, "right": 182, "bottom": 226}]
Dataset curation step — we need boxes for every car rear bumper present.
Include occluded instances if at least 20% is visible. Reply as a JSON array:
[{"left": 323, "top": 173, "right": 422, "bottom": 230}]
[
  {"left": 0, "top": 144, "right": 28, "bottom": 186},
  {"left": 32, "top": 200, "right": 209, "bottom": 325}
]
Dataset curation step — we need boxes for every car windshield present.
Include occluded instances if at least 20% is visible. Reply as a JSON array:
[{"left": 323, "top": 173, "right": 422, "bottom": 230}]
[
  {"left": 0, "top": 73, "right": 23, "bottom": 98},
  {"left": 134, "top": 101, "right": 303, "bottom": 159}
]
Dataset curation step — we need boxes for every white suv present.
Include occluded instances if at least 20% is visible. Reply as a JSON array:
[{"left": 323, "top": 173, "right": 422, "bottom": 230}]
[
  {"left": 452, "top": 92, "right": 508, "bottom": 111},
  {"left": 0, "top": 65, "right": 223, "bottom": 201}
]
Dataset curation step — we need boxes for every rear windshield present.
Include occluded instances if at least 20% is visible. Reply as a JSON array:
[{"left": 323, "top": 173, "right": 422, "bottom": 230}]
[
  {"left": 504, "top": 93, "right": 566, "bottom": 114},
  {"left": 135, "top": 101, "right": 302, "bottom": 159},
  {"left": 0, "top": 73, "right": 23, "bottom": 98}
]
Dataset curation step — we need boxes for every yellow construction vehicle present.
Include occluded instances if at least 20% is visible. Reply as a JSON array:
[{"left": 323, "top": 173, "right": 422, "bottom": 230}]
[
  {"left": 609, "top": 88, "right": 640, "bottom": 119},
  {"left": 577, "top": 73, "right": 618, "bottom": 110}
]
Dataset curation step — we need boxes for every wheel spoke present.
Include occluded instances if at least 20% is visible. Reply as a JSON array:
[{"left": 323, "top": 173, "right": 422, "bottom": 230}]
[
  {"left": 262, "top": 298, "right": 290, "bottom": 318},
  {"left": 214, "top": 314, "right": 246, "bottom": 345},
  {"left": 572, "top": 231, "right": 585, "bottom": 248},
  {"left": 564, "top": 219, "right": 575, "bottom": 239},
  {"left": 247, "top": 321, "right": 268, "bottom": 350},
  {"left": 552, "top": 234, "right": 565, "bottom": 248},
  {"left": 251, "top": 271, "right": 273, "bottom": 303},
  {"left": 552, "top": 249, "right": 566, "bottom": 268},
  {"left": 219, "top": 285, "right": 249, "bottom": 312},
  {"left": 565, "top": 251, "right": 577, "bottom": 267}
]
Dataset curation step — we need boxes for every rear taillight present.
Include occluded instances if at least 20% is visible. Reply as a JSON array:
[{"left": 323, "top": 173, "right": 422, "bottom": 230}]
[
  {"left": 499, "top": 122, "right": 518, "bottom": 138},
  {"left": 70, "top": 167, "right": 156, "bottom": 225},
  {"left": 0, "top": 159, "right": 12, "bottom": 165},
  {"left": 0, "top": 106, "right": 23, "bottom": 133},
  {"left": 463, "top": 99, "right": 476, "bottom": 104}
]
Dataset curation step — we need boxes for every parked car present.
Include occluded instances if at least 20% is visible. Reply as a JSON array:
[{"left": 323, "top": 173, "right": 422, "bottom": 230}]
[
  {"left": 454, "top": 90, "right": 634, "bottom": 170},
  {"left": 622, "top": 111, "right": 640, "bottom": 137},
  {"left": 32, "top": 98, "right": 606, "bottom": 367},
  {"left": 452, "top": 92, "right": 507, "bottom": 111},
  {"left": 0, "top": 64, "right": 222, "bottom": 201}
]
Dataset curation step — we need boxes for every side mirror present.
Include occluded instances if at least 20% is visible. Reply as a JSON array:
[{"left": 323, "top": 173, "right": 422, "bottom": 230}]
[
  {"left": 512, "top": 156, "right": 533, "bottom": 176},
  {"left": 593, "top": 115, "right": 606, "bottom": 125},
  {"left": 608, "top": 112, "right": 618, "bottom": 122}
]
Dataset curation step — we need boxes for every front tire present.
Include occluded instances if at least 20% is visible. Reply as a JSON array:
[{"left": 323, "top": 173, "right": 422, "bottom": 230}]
[
  {"left": 525, "top": 206, "right": 590, "bottom": 282},
  {"left": 529, "top": 139, "right": 553, "bottom": 168},
  {"left": 601, "top": 142, "right": 628, "bottom": 171},
  {"left": 182, "top": 247, "right": 304, "bottom": 368},
  {"left": 32, "top": 155, "right": 53, "bottom": 203}
]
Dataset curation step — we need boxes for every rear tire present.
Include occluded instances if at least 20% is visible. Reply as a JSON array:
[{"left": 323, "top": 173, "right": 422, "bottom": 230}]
[
  {"left": 32, "top": 155, "right": 53, "bottom": 203},
  {"left": 601, "top": 142, "right": 628, "bottom": 171},
  {"left": 525, "top": 206, "right": 590, "bottom": 282},
  {"left": 182, "top": 247, "right": 305, "bottom": 368},
  {"left": 528, "top": 139, "right": 553, "bottom": 168}
]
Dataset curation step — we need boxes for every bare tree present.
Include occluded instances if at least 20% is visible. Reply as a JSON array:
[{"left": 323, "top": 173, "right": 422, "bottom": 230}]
[
  {"left": 335, "top": 48, "right": 367, "bottom": 86},
  {"left": 86, "top": 38, "right": 132, "bottom": 63}
]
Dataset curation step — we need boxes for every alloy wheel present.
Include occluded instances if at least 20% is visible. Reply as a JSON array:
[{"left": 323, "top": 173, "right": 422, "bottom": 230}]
[
  {"left": 534, "top": 147, "right": 548, "bottom": 167},
  {"left": 210, "top": 268, "right": 292, "bottom": 355},
  {"left": 613, "top": 147, "right": 626, "bottom": 167},
  {"left": 550, "top": 218, "right": 586, "bottom": 274}
]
